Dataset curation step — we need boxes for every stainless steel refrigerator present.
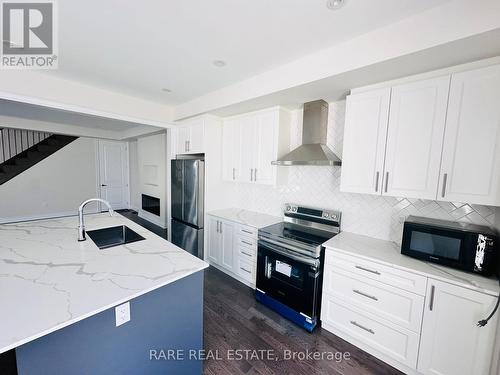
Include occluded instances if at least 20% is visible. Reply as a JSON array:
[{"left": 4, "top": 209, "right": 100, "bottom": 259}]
[{"left": 171, "top": 158, "right": 205, "bottom": 259}]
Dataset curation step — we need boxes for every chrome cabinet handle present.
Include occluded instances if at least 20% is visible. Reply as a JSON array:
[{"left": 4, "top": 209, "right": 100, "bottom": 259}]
[
  {"left": 241, "top": 229, "right": 253, "bottom": 234},
  {"left": 232, "top": 168, "right": 235, "bottom": 180},
  {"left": 216, "top": 221, "right": 219, "bottom": 233},
  {"left": 384, "top": 171, "right": 389, "bottom": 193},
  {"left": 240, "top": 267, "right": 252, "bottom": 274},
  {"left": 429, "top": 285, "right": 435, "bottom": 311},
  {"left": 241, "top": 240, "right": 253, "bottom": 246},
  {"left": 355, "top": 265, "right": 381, "bottom": 275},
  {"left": 250, "top": 168, "right": 253, "bottom": 181},
  {"left": 254, "top": 168, "right": 257, "bottom": 181},
  {"left": 350, "top": 321, "right": 375, "bottom": 334},
  {"left": 353, "top": 289, "right": 378, "bottom": 301},
  {"left": 219, "top": 221, "right": 222, "bottom": 234},
  {"left": 241, "top": 251, "right": 252, "bottom": 257},
  {"left": 187, "top": 140, "right": 190, "bottom": 151},
  {"left": 185, "top": 140, "right": 188, "bottom": 152},
  {"left": 375, "top": 171, "right": 380, "bottom": 192},
  {"left": 441, "top": 173, "right": 448, "bottom": 198}
]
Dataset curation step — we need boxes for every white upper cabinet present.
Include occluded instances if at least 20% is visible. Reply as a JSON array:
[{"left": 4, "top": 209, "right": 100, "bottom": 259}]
[
  {"left": 222, "top": 107, "right": 290, "bottom": 185},
  {"left": 174, "top": 117, "right": 205, "bottom": 155},
  {"left": 418, "top": 279, "right": 498, "bottom": 375},
  {"left": 340, "top": 88, "right": 391, "bottom": 195},
  {"left": 221, "top": 118, "right": 240, "bottom": 182},
  {"left": 438, "top": 64, "right": 500, "bottom": 205},
  {"left": 383, "top": 76, "right": 450, "bottom": 199}
]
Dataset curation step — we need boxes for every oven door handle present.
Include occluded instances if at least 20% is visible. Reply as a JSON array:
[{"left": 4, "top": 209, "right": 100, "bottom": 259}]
[
  {"left": 258, "top": 236, "right": 318, "bottom": 259},
  {"left": 259, "top": 240, "right": 319, "bottom": 267}
]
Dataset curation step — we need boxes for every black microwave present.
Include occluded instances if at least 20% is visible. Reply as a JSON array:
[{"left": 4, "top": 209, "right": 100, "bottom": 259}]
[{"left": 401, "top": 216, "right": 498, "bottom": 276}]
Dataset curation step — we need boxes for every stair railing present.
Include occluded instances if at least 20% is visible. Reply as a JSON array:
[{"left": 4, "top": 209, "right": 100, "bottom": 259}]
[{"left": 0, "top": 128, "right": 52, "bottom": 164}]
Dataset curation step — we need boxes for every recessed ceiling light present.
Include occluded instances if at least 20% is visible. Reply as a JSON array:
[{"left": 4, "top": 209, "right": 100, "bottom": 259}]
[
  {"left": 326, "top": 0, "right": 347, "bottom": 10},
  {"left": 161, "top": 88, "right": 172, "bottom": 93},
  {"left": 213, "top": 60, "right": 227, "bottom": 68}
]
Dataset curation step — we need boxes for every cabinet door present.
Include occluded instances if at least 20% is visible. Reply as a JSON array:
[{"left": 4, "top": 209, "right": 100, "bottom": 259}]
[
  {"left": 188, "top": 120, "right": 205, "bottom": 153},
  {"left": 207, "top": 217, "right": 221, "bottom": 264},
  {"left": 418, "top": 280, "right": 498, "bottom": 375},
  {"left": 222, "top": 119, "right": 240, "bottom": 181},
  {"left": 220, "top": 220, "right": 235, "bottom": 272},
  {"left": 438, "top": 64, "right": 500, "bottom": 205},
  {"left": 175, "top": 127, "right": 189, "bottom": 154},
  {"left": 383, "top": 76, "right": 450, "bottom": 199},
  {"left": 254, "top": 111, "right": 278, "bottom": 185},
  {"left": 237, "top": 116, "right": 257, "bottom": 183},
  {"left": 340, "top": 88, "right": 391, "bottom": 195}
]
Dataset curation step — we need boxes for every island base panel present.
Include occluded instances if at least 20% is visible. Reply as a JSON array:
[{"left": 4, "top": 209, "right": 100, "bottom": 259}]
[{"left": 16, "top": 271, "right": 204, "bottom": 375}]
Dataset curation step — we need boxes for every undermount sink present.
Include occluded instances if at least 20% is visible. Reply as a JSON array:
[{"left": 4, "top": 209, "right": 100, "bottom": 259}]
[{"left": 86, "top": 225, "right": 145, "bottom": 249}]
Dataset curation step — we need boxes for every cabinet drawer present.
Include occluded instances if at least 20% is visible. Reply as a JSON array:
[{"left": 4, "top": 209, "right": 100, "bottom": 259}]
[
  {"left": 236, "top": 258, "right": 254, "bottom": 283},
  {"left": 238, "top": 245, "right": 255, "bottom": 260},
  {"left": 235, "top": 235, "right": 257, "bottom": 249},
  {"left": 326, "top": 251, "right": 427, "bottom": 296},
  {"left": 322, "top": 298, "right": 419, "bottom": 368},
  {"left": 323, "top": 267, "right": 424, "bottom": 332},
  {"left": 236, "top": 224, "right": 257, "bottom": 238}
]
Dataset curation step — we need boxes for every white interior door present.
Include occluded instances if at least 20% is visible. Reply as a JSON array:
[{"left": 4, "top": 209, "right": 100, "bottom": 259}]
[
  {"left": 383, "top": 76, "right": 450, "bottom": 199},
  {"left": 98, "top": 140, "right": 129, "bottom": 210}
]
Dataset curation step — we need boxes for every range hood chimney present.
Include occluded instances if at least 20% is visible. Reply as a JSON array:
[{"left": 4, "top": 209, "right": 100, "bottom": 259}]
[{"left": 272, "top": 100, "right": 342, "bottom": 166}]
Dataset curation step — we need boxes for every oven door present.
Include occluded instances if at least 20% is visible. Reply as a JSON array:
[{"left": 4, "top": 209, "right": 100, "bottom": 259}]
[{"left": 256, "top": 239, "right": 320, "bottom": 318}]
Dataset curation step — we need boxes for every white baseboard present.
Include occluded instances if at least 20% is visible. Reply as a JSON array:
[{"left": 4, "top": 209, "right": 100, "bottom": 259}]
[
  {"left": 138, "top": 210, "right": 167, "bottom": 228},
  {"left": 0, "top": 209, "right": 96, "bottom": 225}
]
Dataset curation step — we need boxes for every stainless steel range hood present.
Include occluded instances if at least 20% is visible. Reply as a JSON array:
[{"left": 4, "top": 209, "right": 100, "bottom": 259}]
[{"left": 272, "top": 100, "right": 341, "bottom": 166}]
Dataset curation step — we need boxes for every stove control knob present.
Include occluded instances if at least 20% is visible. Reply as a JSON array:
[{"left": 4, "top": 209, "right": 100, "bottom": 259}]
[
  {"left": 332, "top": 214, "right": 337, "bottom": 220},
  {"left": 292, "top": 207, "right": 297, "bottom": 212},
  {"left": 323, "top": 213, "right": 329, "bottom": 218},
  {"left": 286, "top": 205, "right": 291, "bottom": 211}
]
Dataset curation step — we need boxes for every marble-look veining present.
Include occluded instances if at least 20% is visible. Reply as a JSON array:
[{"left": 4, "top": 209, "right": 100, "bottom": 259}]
[
  {"left": 207, "top": 208, "right": 281, "bottom": 228},
  {"left": 324, "top": 232, "right": 500, "bottom": 297},
  {"left": 0, "top": 213, "right": 208, "bottom": 354}
]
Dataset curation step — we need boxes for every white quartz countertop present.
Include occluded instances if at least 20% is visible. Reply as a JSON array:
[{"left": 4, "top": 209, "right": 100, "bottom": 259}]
[
  {"left": 324, "top": 232, "right": 500, "bottom": 297},
  {"left": 0, "top": 213, "right": 208, "bottom": 354},
  {"left": 207, "top": 208, "right": 281, "bottom": 229}
]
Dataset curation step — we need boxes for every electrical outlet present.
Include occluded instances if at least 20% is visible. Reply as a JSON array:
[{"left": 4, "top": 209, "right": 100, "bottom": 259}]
[{"left": 115, "top": 302, "right": 130, "bottom": 327}]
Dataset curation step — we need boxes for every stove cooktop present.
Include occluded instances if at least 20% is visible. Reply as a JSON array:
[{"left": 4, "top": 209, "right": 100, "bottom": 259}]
[{"left": 259, "top": 222, "right": 337, "bottom": 248}]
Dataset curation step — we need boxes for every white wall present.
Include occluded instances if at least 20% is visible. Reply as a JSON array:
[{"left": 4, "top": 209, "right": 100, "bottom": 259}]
[
  {"left": 0, "top": 137, "right": 99, "bottom": 223},
  {"left": 128, "top": 140, "right": 141, "bottom": 211},
  {"left": 136, "top": 133, "right": 167, "bottom": 228},
  {"left": 220, "top": 101, "right": 498, "bottom": 243}
]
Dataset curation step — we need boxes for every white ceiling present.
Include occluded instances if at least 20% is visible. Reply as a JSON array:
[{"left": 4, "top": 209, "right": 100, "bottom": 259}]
[{"left": 45, "top": 0, "right": 451, "bottom": 106}]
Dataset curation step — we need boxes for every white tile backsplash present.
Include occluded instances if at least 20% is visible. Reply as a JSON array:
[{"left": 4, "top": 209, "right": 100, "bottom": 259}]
[{"left": 226, "top": 101, "right": 498, "bottom": 243}]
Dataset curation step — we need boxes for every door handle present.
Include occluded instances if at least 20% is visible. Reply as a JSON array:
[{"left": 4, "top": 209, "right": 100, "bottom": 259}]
[
  {"left": 429, "top": 285, "right": 435, "bottom": 311},
  {"left": 350, "top": 321, "right": 375, "bottom": 335},
  {"left": 384, "top": 172, "right": 389, "bottom": 193},
  {"left": 441, "top": 173, "right": 448, "bottom": 198},
  {"left": 101, "top": 184, "right": 107, "bottom": 187},
  {"left": 353, "top": 289, "right": 379, "bottom": 301},
  {"left": 355, "top": 265, "right": 381, "bottom": 275},
  {"left": 374, "top": 171, "right": 380, "bottom": 193}
]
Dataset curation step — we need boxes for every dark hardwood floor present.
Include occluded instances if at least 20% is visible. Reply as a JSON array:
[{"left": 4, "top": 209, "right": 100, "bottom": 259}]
[{"left": 203, "top": 267, "right": 403, "bottom": 375}]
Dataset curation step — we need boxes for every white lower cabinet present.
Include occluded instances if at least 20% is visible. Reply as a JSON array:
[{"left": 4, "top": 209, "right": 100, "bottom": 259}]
[
  {"left": 322, "top": 250, "right": 499, "bottom": 375},
  {"left": 418, "top": 279, "right": 498, "bottom": 375},
  {"left": 206, "top": 215, "right": 258, "bottom": 288}
]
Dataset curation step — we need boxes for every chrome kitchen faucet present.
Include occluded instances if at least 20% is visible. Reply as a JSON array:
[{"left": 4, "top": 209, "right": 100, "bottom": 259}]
[{"left": 78, "top": 198, "right": 114, "bottom": 241}]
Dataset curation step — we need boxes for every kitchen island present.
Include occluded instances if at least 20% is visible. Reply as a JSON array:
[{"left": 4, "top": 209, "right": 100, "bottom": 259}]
[{"left": 0, "top": 213, "right": 208, "bottom": 374}]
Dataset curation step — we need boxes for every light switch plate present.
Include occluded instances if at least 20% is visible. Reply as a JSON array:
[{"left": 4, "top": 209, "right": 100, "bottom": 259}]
[{"left": 115, "top": 302, "right": 130, "bottom": 327}]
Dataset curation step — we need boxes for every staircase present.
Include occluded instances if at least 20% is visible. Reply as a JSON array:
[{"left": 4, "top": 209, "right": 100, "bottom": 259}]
[{"left": 0, "top": 128, "right": 78, "bottom": 185}]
